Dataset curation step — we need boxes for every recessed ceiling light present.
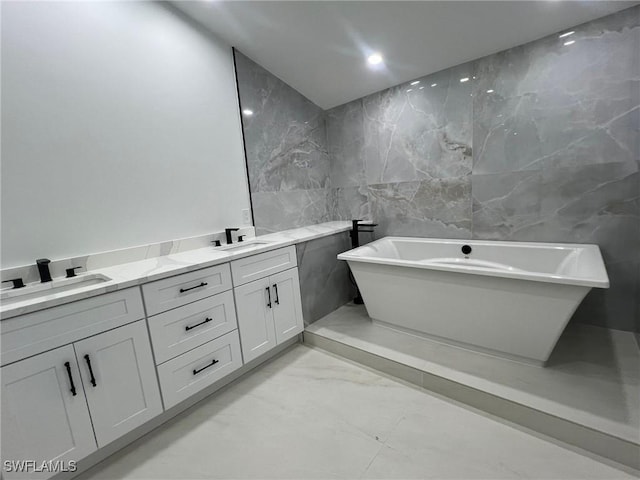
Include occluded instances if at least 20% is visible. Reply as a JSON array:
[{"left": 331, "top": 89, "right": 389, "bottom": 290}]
[
  {"left": 410, "top": 80, "right": 420, "bottom": 86},
  {"left": 367, "top": 53, "right": 383, "bottom": 66},
  {"left": 487, "top": 89, "right": 494, "bottom": 93},
  {"left": 460, "top": 77, "right": 470, "bottom": 83},
  {"left": 563, "top": 40, "right": 575, "bottom": 46},
  {"left": 242, "top": 109, "right": 253, "bottom": 116},
  {"left": 559, "top": 31, "right": 575, "bottom": 38},
  {"left": 431, "top": 83, "right": 437, "bottom": 87},
  {"left": 406, "top": 89, "right": 413, "bottom": 93},
  {"left": 419, "top": 86, "right": 424, "bottom": 90}
]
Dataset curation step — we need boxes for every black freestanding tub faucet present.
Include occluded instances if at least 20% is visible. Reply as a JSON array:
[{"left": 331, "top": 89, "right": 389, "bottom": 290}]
[
  {"left": 349, "top": 220, "right": 377, "bottom": 304},
  {"left": 350, "top": 220, "right": 378, "bottom": 249}
]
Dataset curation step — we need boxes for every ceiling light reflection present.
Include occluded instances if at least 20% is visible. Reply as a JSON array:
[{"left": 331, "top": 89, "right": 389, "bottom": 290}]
[
  {"left": 559, "top": 31, "right": 575, "bottom": 38},
  {"left": 367, "top": 53, "right": 383, "bottom": 65}
]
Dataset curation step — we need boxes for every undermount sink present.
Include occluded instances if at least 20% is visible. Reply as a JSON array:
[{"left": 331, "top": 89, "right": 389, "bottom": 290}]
[
  {"left": 216, "top": 240, "right": 273, "bottom": 252},
  {"left": 0, "top": 273, "right": 112, "bottom": 305}
]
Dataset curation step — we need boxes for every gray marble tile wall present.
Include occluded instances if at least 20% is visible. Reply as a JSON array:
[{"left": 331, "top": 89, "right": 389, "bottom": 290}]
[
  {"left": 327, "top": 62, "right": 475, "bottom": 239},
  {"left": 234, "top": 8, "right": 638, "bottom": 331},
  {"left": 234, "top": 51, "right": 332, "bottom": 235},
  {"left": 326, "top": 7, "right": 639, "bottom": 331},
  {"left": 296, "top": 232, "right": 356, "bottom": 325},
  {"left": 235, "top": 51, "right": 355, "bottom": 324}
]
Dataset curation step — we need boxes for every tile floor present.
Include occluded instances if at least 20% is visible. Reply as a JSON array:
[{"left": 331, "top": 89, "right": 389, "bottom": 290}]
[
  {"left": 78, "top": 345, "right": 632, "bottom": 479},
  {"left": 306, "top": 304, "right": 640, "bottom": 444}
]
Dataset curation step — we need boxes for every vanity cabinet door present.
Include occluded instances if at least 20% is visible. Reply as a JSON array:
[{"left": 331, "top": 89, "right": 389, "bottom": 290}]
[
  {"left": 74, "top": 320, "right": 162, "bottom": 447},
  {"left": 234, "top": 278, "right": 276, "bottom": 363},
  {"left": 1, "top": 345, "right": 97, "bottom": 479},
  {"left": 271, "top": 268, "right": 304, "bottom": 344}
]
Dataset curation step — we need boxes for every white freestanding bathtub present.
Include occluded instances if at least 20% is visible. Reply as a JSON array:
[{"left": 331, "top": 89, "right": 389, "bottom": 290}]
[{"left": 338, "top": 237, "right": 609, "bottom": 365}]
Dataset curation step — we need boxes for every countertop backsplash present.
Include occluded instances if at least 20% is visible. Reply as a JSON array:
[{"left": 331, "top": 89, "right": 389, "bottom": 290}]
[{"left": 0, "top": 222, "right": 352, "bottom": 319}]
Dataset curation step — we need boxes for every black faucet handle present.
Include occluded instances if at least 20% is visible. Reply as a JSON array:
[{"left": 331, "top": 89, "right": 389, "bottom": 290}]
[
  {"left": 238, "top": 235, "right": 246, "bottom": 242},
  {"left": 2, "top": 278, "right": 25, "bottom": 289},
  {"left": 211, "top": 240, "right": 222, "bottom": 247},
  {"left": 66, "top": 266, "right": 83, "bottom": 278}
]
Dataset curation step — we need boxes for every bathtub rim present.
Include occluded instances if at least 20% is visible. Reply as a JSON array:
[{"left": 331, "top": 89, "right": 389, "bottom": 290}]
[{"left": 338, "top": 236, "right": 610, "bottom": 289}]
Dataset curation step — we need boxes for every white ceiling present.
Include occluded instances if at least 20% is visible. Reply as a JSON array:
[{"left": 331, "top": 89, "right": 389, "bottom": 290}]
[{"left": 173, "top": 1, "right": 637, "bottom": 110}]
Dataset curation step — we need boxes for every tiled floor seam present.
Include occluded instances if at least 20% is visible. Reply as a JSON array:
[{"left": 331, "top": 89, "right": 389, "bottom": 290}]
[
  {"left": 304, "top": 330, "right": 640, "bottom": 474},
  {"left": 357, "top": 415, "right": 407, "bottom": 480}
]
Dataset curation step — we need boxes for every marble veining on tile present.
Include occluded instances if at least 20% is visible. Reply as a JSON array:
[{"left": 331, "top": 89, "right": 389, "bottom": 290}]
[
  {"left": 365, "top": 62, "right": 473, "bottom": 185},
  {"left": 235, "top": 52, "right": 330, "bottom": 194},
  {"left": 326, "top": 100, "right": 367, "bottom": 188},
  {"left": 325, "top": 6, "right": 639, "bottom": 332},
  {"left": 296, "top": 232, "right": 355, "bottom": 325},
  {"left": 473, "top": 8, "right": 640, "bottom": 174},
  {"left": 236, "top": 6, "right": 639, "bottom": 332},
  {"left": 251, "top": 189, "right": 333, "bottom": 235},
  {"left": 330, "top": 186, "right": 371, "bottom": 222},
  {"left": 368, "top": 178, "right": 472, "bottom": 238}
]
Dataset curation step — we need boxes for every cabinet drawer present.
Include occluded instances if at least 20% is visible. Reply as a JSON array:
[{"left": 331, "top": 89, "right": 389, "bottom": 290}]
[
  {"left": 148, "top": 290, "right": 238, "bottom": 364},
  {"left": 231, "top": 246, "right": 297, "bottom": 286},
  {"left": 142, "top": 264, "right": 232, "bottom": 316},
  {"left": 157, "top": 330, "right": 242, "bottom": 409},
  {"left": 1, "top": 288, "right": 144, "bottom": 366}
]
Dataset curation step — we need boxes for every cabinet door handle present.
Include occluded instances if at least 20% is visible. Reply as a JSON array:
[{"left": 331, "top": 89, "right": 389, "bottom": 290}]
[
  {"left": 64, "top": 362, "right": 77, "bottom": 396},
  {"left": 179, "top": 282, "right": 208, "bottom": 293},
  {"left": 273, "top": 284, "right": 279, "bottom": 305},
  {"left": 84, "top": 354, "right": 97, "bottom": 387},
  {"left": 185, "top": 317, "right": 213, "bottom": 331},
  {"left": 193, "top": 359, "right": 219, "bottom": 375},
  {"left": 266, "top": 287, "right": 272, "bottom": 308}
]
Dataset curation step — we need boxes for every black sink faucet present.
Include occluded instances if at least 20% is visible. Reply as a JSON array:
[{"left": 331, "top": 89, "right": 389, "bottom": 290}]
[
  {"left": 225, "top": 228, "right": 239, "bottom": 245},
  {"left": 36, "top": 258, "right": 52, "bottom": 283}
]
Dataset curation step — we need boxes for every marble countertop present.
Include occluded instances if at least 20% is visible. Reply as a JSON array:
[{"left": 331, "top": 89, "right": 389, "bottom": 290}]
[{"left": 1, "top": 222, "right": 352, "bottom": 320}]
